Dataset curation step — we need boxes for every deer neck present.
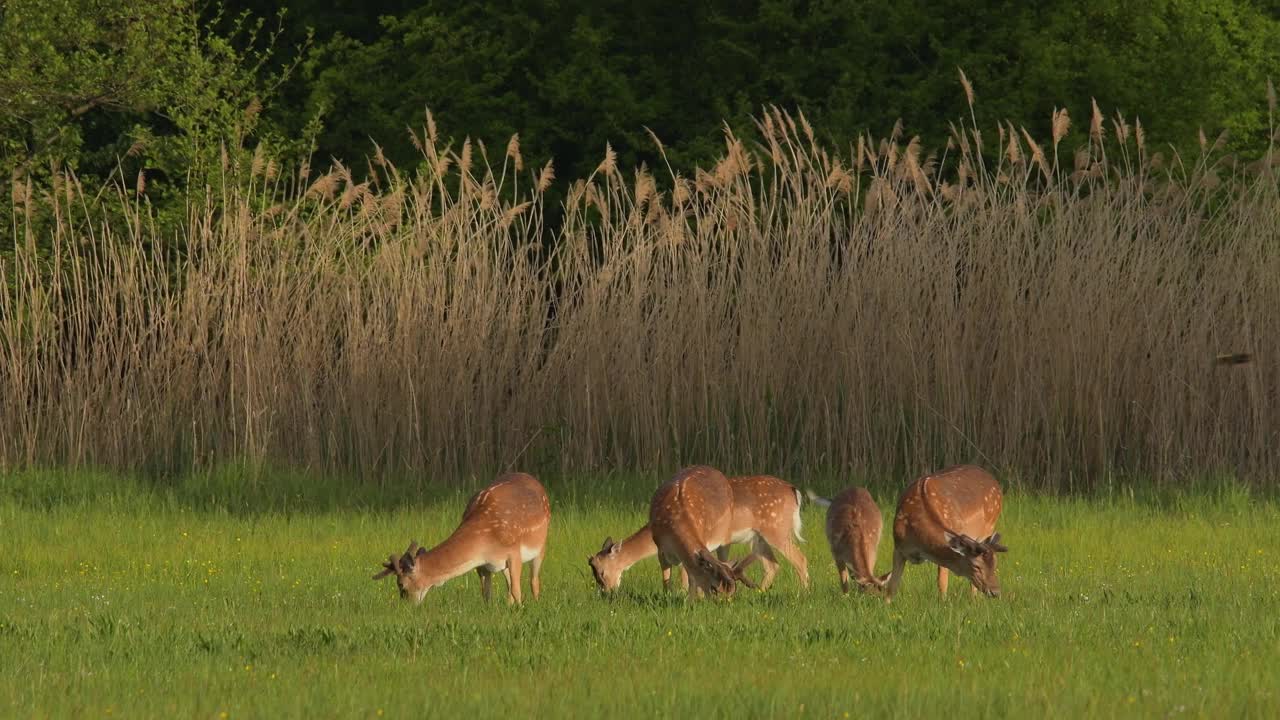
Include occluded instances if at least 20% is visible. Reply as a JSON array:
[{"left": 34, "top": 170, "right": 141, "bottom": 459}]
[
  {"left": 411, "top": 525, "right": 492, "bottom": 588},
  {"left": 613, "top": 525, "right": 660, "bottom": 571}
]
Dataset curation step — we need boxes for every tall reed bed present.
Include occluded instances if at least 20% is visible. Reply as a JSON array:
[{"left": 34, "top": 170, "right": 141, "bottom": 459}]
[{"left": 3, "top": 101, "right": 1278, "bottom": 489}]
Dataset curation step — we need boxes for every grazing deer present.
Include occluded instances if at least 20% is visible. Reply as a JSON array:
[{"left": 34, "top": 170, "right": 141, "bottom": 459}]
[
  {"left": 588, "top": 525, "right": 675, "bottom": 593},
  {"left": 882, "top": 465, "right": 1007, "bottom": 601},
  {"left": 808, "top": 487, "right": 885, "bottom": 594},
  {"left": 372, "top": 472, "right": 551, "bottom": 605},
  {"left": 726, "top": 475, "right": 810, "bottom": 589},
  {"left": 647, "top": 465, "right": 757, "bottom": 599},
  {"left": 589, "top": 474, "right": 809, "bottom": 592}
]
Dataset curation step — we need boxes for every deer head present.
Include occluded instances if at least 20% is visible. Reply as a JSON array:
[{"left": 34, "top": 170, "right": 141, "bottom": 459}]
[
  {"left": 694, "top": 550, "right": 758, "bottom": 596},
  {"left": 372, "top": 540, "right": 430, "bottom": 604},
  {"left": 587, "top": 536, "right": 624, "bottom": 592},
  {"left": 856, "top": 572, "right": 890, "bottom": 595},
  {"left": 944, "top": 531, "right": 1008, "bottom": 597}
]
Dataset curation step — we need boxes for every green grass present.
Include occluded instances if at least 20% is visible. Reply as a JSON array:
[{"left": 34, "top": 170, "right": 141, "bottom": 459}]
[{"left": 2, "top": 470, "right": 1278, "bottom": 718}]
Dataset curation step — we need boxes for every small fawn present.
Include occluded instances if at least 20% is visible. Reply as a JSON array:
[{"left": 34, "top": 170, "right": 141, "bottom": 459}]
[
  {"left": 647, "top": 465, "right": 756, "bottom": 599},
  {"left": 808, "top": 487, "right": 886, "bottom": 594},
  {"left": 373, "top": 472, "right": 551, "bottom": 605},
  {"left": 883, "top": 465, "right": 1007, "bottom": 600},
  {"left": 589, "top": 474, "right": 808, "bottom": 592}
]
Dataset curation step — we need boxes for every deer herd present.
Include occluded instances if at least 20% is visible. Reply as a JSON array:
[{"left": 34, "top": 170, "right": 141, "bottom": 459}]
[{"left": 374, "top": 464, "right": 1008, "bottom": 604}]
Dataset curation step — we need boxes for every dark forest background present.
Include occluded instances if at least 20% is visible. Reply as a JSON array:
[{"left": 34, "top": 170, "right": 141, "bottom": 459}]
[{"left": 4, "top": 0, "right": 1280, "bottom": 212}]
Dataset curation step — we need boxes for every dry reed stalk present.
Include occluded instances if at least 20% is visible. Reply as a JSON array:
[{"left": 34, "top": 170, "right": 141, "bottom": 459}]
[{"left": 2, "top": 109, "right": 1277, "bottom": 489}]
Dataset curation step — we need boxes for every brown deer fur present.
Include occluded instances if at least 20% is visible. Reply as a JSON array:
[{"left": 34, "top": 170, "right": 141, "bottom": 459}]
[
  {"left": 647, "top": 466, "right": 755, "bottom": 599},
  {"left": 883, "top": 465, "right": 1007, "bottom": 601},
  {"left": 818, "top": 487, "right": 885, "bottom": 594},
  {"left": 373, "top": 472, "right": 551, "bottom": 605},
  {"left": 590, "top": 474, "right": 808, "bottom": 592}
]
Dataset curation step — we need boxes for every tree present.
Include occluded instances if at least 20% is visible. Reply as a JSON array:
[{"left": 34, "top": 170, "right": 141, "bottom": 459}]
[{"left": 0, "top": 0, "right": 296, "bottom": 197}]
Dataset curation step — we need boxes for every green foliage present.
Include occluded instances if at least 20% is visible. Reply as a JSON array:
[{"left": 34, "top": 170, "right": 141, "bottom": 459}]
[
  {"left": 5, "top": 1, "right": 1277, "bottom": 216},
  {"left": 237, "top": 0, "right": 1280, "bottom": 182},
  {"left": 0, "top": 1, "right": 303, "bottom": 221},
  {"left": 2, "top": 470, "right": 1279, "bottom": 716}
]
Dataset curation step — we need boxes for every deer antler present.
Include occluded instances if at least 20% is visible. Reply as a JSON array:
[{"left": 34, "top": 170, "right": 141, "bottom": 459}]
[
  {"left": 695, "top": 549, "right": 752, "bottom": 594},
  {"left": 731, "top": 560, "right": 759, "bottom": 590},
  {"left": 372, "top": 553, "right": 400, "bottom": 580}
]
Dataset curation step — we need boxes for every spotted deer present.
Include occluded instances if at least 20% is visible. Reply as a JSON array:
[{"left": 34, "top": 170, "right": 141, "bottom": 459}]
[
  {"left": 647, "top": 465, "right": 757, "bottom": 599},
  {"left": 883, "top": 465, "right": 1007, "bottom": 600},
  {"left": 808, "top": 487, "right": 886, "bottom": 594},
  {"left": 725, "top": 475, "right": 809, "bottom": 589},
  {"left": 372, "top": 472, "right": 550, "bottom": 605},
  {"left": 589, "top": 474, "right": 808, "bottom": 592}
]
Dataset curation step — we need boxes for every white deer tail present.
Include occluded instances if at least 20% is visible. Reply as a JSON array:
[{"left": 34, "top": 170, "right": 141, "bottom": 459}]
[
  {"left": 792, "top": 488, "right": 806, "bottom": 543},
  {"left": 805, "top": 488, "right": 832, "bottom": 508}
]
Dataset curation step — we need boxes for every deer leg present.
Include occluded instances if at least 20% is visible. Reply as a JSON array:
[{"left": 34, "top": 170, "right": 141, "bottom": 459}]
[
  {"left": 862, "top": 539, "right": 880, "bottom": 589},
  {"left": 661, "top": 563, "right": 673, "bottom": 591},
  {"left": 529, "top": 553, "right": 543, "bottom": 600},
  {"left": 937, "top": 566, "right": 950, "bottom": 597},
  {"left": 505, "top": 554, "right": 524, "bottom": 605},
  {"left": 759, "top": 527, "right": 809, "bottom": 590},
  {"left": 837, "top": 561, "right": 851, "bottom": 594},
  {"left": 772, "top": 537, "right": 810, "bottom": 590},
  {"left": 678, "top": 564, "right": 690, "bottom": 591},
  {"left": 884, "top": 549, "right": 907, "bottom": 602},
  {"left": 686, "top": 571, "right": 703, "bottom": 601},
  {"left": 749, "top": 542, "right": 780, "bottom": 591},
  {"left": 476, "top": 567, "right": 494, "bottom": 602}
]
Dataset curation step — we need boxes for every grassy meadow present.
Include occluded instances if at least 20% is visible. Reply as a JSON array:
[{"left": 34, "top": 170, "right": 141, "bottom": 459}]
[
  {"left": 2, "top": 470, "right": 1278, "bottom": 718},
  {"left": 4, "top": 96, "right": 1279, "bottom": 718}
]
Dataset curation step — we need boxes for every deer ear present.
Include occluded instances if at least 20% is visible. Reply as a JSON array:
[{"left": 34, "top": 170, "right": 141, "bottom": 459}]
[
  {"left": 984, "top": 533, "right": 1009, "bottom": 553},
  {"left": 416, "top": 547, "right": 428, "bottom": 557},
  {"left": 600, "top": 537, "right": 616, "bottom": 554}
]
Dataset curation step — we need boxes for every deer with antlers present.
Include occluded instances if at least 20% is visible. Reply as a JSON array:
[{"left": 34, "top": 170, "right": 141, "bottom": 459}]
[
  {"left": 647, "top": 465, "right": 758, "bottom": 599},
  {"left": 883, "top": 465, "right": 1007, "bottom": 600},
  {"left": 589, "top": 474, "right": 809, "bottom": 593},
  {"left": 373, "top": 472, "right": 551, "bottom": 605}
]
